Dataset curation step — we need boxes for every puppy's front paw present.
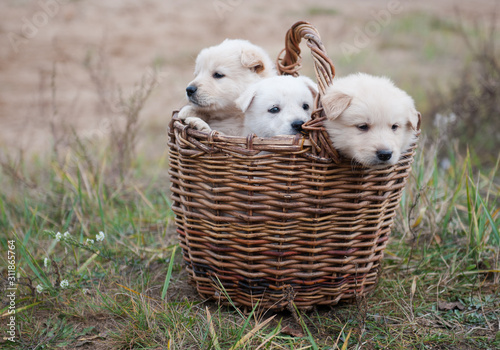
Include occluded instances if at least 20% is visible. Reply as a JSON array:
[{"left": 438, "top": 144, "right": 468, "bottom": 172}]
[
  {"left": 184, "top": 117, "right": 212, "bottom": 133},
  {"left": 177, "top": 106, "right": 191, "bottom": 121},
  {"left": 178, "top": 106, "right": 212, "bottom": 132}
]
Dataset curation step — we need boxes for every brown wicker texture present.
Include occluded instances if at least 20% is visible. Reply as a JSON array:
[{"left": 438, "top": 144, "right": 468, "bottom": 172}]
[{"left": 168, "top": 21, "right": 419, "bottom": 311}]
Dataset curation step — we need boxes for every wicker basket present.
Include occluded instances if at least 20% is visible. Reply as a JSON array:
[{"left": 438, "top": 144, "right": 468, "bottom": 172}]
[{"left": 168, "top": 21, "right": 419, "bottom": 311}]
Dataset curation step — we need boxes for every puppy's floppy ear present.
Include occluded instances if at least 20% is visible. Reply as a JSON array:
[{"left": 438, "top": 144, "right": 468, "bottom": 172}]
[
  {"left": 299, "top": 76, "right": 319, "bottom": 99},
  {"left": 407, "top": 109, "right": 422, "bottom": 131},
  {"left": 321, "top": 87, "right": 352, "bottom": 120},
  {"left": 240, "top": 49, "right": 266, "bottom": 74},
  {"left": 235, "top": 85, "right": 257, "bottom": 113}
]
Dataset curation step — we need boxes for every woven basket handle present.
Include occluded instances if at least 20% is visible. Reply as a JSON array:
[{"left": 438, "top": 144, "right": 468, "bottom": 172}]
[{"left": 277, "top": 21, "right": 340, "bottom": 163}]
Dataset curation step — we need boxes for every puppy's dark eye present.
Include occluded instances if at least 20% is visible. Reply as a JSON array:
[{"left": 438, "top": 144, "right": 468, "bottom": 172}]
[
  {"left": 213, "top": 72, "right": 225, "bottom": 79},
  {"left": 268, "top": 106, "right": 280, "bottom": 114},
  {"left": 392, "top": 124, "right": 399, "bottom": 131},
  {"left": 357, "top": 124, "right": 369, "bottom": 131},
  {"left": 302, "top": 103, "right": 309, "bottom": 111}
]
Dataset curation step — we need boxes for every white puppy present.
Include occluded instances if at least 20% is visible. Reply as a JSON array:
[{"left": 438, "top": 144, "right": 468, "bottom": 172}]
[
  {"left": 178, "top": 39, "right": 277, "bottom": 135},
  {"left": 236, "top": 76, "right": 318, "bottom": 137},
  {"left": 322, "top": 73, "right": 420, "bottom": 167}
]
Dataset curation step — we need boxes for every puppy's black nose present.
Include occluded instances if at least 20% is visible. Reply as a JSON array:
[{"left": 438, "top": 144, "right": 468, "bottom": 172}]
[
  {"left": 186, "top": 85, "right": 197, "bottom": 97},
  {"left": 291, "top": 120, "right": 304, "bottom": 132},
  {"left": 376, "top": 150, "right": 393, "bottom": 161}
]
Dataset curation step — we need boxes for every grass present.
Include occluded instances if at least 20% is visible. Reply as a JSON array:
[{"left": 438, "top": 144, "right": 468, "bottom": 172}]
[{"left": 1, "top": 10, "right": 500, "bottom": 350}]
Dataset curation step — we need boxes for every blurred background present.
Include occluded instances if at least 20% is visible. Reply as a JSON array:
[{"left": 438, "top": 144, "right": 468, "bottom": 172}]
[{"left": 0, "top": 0, "right": 499, "bottom": 167}]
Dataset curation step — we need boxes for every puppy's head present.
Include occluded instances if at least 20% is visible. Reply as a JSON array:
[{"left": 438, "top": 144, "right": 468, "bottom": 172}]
[
  {"left": 236, "top": 76, "right": 317, "bottom": 137},
  {"left": 185, "top": 39, "right": 276, "bottom": 112},
  {"left": 322, "top": 73, "right": 420, "bottom": 167}
]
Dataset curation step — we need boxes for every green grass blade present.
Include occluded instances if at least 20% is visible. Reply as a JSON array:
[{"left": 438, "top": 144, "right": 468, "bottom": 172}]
[
  {"left": 161, "top": 245, "right": 178, "bottom": 300},
  {"left": 292, "top": 302, "right": 319, "bottom": 350},
  {"left": 234, "top": 301, "right": 259, "bottom": 344},
  {"left": 213, "top": 275, "right": 245, "bottom": 318},
  {"left": 17, "top": 237, "right": 51, "bottom": 288},
  {"left": 441, "top": 156, "right": 467, "bottom": 232},
  {"left": 97, "top": 190, "right": 106, "bottom": 229},
  {"left": 476, "top": 194, "right": 500, "bottom": 245},
  {"left": 1, "top": 301, "right": 42, "bottom": 318}
]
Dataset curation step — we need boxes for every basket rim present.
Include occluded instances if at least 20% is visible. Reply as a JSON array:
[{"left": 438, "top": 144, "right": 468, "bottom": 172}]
[{"left": 170, "top": 110, "right": 419, "bottom": 167}]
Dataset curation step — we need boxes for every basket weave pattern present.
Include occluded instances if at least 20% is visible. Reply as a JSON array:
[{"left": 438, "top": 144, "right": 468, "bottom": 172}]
[{"left": 168, "top": 22, "right": 418, "bottom": 310}]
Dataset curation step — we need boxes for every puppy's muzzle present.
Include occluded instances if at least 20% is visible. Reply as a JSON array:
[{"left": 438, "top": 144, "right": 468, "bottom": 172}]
[
  {"left": 291, "top": 120, "right": 304, "bottom": 133},
  {"left": 376, "top": 150, "right": 393, "bottom": 161}
]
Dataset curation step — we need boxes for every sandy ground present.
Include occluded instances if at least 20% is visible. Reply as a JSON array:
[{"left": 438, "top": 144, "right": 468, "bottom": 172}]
[{"left": 0, "top": 0, "right": 499, "bottom": 156}]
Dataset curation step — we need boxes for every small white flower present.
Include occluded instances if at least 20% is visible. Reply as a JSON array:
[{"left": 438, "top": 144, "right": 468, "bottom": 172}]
[
  {"left": 82, "top": 288, "right": 90, "bottom": 295},
  {"left": 86, "top": 239, "right": 95, "bottom": 245},
  {"left": 64, "top": 231, "right": 71, "bottom": 238},
  {"left": 36, "top": 284, "right": 44, "bottom": 293},
  {"left": 55, "top": 232, "right": 62, "bottom": 242},
  {"left": 60, "top": 280, "right": 69, "bottom": 289},
  {"left": 96, "top": 231, "right": 105, "bottom": 242},
  {"left": 44, "top": 258, "right": 50, "bottom": 268}
]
